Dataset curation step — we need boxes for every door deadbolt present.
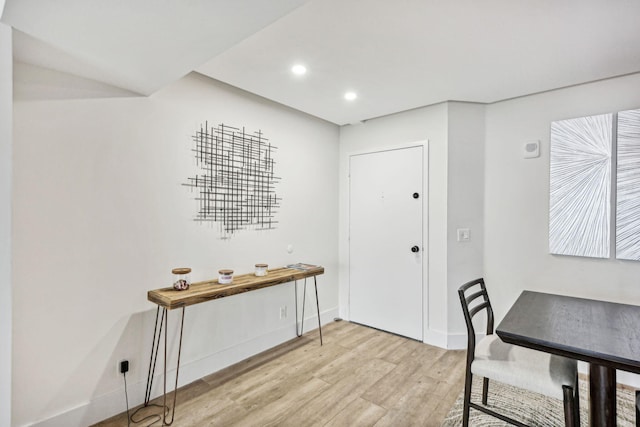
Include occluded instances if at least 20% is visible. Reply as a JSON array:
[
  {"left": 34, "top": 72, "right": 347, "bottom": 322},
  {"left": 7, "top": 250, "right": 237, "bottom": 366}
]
[
  {"left": 413, "top": 192, "right": 419, "bottom": 199},
  {"left": 411, "top": 246, "right": 420, "bottom": 253}
]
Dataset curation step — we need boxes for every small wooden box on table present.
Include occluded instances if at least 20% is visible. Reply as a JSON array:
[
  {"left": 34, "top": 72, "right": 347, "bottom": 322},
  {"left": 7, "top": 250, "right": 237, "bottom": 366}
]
[{"left": 145, "top": 265, "right": 324, "bottom": 425}]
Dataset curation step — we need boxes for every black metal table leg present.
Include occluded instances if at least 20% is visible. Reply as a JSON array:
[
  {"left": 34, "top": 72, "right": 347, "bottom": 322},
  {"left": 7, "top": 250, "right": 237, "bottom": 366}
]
[
  {"left": 144, "top": 306, "right": 164, "bottom": 406},
  {"left": 313, "top": 276, "right": 323, "bottom": 345},
  {"left": 162, "top": 306, "right": 185, "bottom": 426},
  {"left": 143, "top": 306, "right": 186, "bottom": 426},
  {"left": 295, "top": 277, "right": 322, "bottom": 345},
  {"left": 295, "top": 278, "right": 307, "bottom": 338}
]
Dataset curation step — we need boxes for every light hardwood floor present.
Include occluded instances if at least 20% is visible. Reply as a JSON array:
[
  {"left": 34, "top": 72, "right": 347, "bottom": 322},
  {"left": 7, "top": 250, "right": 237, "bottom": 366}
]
[{"left": 94, "top": 321, "right": 466, "bottom": 427}]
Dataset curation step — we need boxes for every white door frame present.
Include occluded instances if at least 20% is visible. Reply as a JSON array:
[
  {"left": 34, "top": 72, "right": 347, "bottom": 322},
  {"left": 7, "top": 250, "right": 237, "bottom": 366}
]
[{"left": 346, "top": 140, "right": 429, "bottom": 342}]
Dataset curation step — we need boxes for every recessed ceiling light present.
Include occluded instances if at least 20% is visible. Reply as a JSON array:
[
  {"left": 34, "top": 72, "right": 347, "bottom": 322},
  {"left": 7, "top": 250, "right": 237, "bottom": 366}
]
[
  {"left": 291, "top": 64, "right": 307, "bottom": 75},
  {"left": 344, "top": 91, "right": 357, "bottom": 101}
]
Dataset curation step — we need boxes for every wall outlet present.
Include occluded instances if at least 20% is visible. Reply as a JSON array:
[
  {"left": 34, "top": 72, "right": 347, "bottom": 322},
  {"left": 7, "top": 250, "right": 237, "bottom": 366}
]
[
  {"left": 279, "top": 306, "right": 287, "bottom": 319},
  {"left": 119, "top": 359, "right": 129, "bottom": 375}
]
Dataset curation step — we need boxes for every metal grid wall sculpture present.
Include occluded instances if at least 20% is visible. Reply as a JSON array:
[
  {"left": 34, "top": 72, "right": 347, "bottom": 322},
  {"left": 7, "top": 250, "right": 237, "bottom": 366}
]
[{"left": 184, "top": 122, "right": 281, "bottom": 238}]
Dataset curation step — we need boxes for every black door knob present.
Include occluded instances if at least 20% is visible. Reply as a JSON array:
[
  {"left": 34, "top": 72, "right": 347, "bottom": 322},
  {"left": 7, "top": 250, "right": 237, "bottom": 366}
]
[{"left": 411, "top": 246, "right": 420, "bottom": 253}]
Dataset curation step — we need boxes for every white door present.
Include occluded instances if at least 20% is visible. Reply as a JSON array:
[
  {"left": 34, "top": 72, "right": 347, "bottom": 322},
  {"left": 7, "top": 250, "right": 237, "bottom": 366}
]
[{"left": 349, "top": 146, "right": 423, "bottom": 340}]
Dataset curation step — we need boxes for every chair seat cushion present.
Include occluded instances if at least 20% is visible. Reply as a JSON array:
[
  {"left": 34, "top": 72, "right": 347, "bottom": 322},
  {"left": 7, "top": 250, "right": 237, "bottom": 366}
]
[{"left": 471, "top": 334, "right": 577, "bottom": 400}]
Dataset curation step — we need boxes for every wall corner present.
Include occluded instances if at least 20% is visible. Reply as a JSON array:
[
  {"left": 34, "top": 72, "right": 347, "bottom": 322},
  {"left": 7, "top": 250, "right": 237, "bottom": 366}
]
[{"left": 0, "top": 21, "right": 13, "bottom": 427}]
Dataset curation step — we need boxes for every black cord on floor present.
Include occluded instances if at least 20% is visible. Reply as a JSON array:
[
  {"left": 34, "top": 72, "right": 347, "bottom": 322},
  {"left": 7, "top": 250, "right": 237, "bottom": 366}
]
[
  {"left": 122, "top": 371, "right": 168, "bottom": 427},
  {"left": 123, "top": 371, "right": 131, "bottom": 427}
]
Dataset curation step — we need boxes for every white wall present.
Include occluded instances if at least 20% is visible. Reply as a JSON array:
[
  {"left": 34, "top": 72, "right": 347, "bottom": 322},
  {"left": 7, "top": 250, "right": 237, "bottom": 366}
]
[
  {"left": 1, "top": 22, "right": 13, "bottom": 427},
  {"left": 446, "top": 102, "right": 485, "bottom": 340},
  {"left": 484, "top": 72, "right": 640, "bottom": 385},
  {"left": 12, "top": 69, "right": 339, "bottom": 426},
  {"left": 338, "top": 102, "right": 484, "bottom": 348},
  {"left": 484, "top": 72, "right": 640, "bottom": 322}
]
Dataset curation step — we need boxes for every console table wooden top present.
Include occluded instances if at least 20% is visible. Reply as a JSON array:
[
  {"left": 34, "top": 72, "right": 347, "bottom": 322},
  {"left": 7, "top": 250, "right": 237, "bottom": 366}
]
[{"left": 148, "top": 266, "right": 325, "bottom": 310}]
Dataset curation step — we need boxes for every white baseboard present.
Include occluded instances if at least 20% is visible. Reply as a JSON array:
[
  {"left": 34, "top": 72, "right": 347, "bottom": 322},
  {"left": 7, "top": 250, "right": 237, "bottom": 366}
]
[
  {"left": 617, "top": 370, "right": 640, "bottom": 389},
  {"left": 444, "top": 333, "right": 468, "bottom": 350},
  {"left": 422, "top": 329, "right": 469, "bottom": 350},
  {"left": 28, "top": 307, "right": 338, "bottom": 427},
  {"left": 576, "top": 361, "right": 640, "bottom": 388},
  {"left": 422, "top": 328, "right": 448, "bottom": 348}
]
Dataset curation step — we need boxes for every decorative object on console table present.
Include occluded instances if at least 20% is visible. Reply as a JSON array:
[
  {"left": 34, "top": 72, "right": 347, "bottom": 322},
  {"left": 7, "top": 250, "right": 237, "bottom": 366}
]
[
  {"left": 286, "top": 263, "right": 319, "bottom": 271},
  {"left": 172, "top": 268, "right": 191, "bottom": 291},
  {"left": 218, "top": 269, "right": 234, "bottom": 284},
  {"left": 255, "top": 263, "right": 268, "bottom": 276}
]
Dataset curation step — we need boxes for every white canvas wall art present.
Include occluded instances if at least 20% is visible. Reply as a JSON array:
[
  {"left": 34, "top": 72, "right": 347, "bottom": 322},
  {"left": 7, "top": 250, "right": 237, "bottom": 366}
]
[
  {"left": 549, "top": 114, "right": 612, "bottom": 258},
  {"left": 616, "top": 108, "right": 640, "bottom": 260}
]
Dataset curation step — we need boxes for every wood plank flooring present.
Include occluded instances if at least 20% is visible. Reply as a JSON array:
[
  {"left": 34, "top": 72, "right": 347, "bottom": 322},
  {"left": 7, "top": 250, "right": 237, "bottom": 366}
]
[{"left": 94, "top": 320, "right": 466, "bottom": 427}]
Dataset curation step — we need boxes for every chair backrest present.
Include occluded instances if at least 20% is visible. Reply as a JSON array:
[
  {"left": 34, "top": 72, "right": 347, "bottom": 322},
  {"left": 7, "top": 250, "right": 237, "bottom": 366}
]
[{"left": 458, "top": 278, "right": 495, "bottom": 353}]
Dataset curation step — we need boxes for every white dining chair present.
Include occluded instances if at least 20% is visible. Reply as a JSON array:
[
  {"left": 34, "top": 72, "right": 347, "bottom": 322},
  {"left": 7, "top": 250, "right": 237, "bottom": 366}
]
[{"left": 458, "top": 278, "right": 580, "bottom": 427}]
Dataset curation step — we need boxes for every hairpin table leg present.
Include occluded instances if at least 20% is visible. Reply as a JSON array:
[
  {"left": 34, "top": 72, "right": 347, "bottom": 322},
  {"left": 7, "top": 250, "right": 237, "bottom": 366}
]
[
  {"left": 313, "top": 275, "right": 323, "bottom": 346},
  {"left": 162, "top": 306, "right": 185, "bottom": 426},
  {"left": 295, "top": 277, "right": 322, "bottom": 345},
  {"left": 144, "top": 306, "right": 164, "bottom": 406},
  {"left": 141, "top": 305, "right": 186, "bottom": 425},
  {"left": 295, "top": 278, "right": 307, "bottom": 338}
]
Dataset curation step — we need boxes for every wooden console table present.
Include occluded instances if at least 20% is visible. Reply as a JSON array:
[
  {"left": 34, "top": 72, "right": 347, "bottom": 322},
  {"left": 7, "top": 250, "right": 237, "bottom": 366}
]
[{"left": 144, "top": 265, "right": 324, "bottom": 425}]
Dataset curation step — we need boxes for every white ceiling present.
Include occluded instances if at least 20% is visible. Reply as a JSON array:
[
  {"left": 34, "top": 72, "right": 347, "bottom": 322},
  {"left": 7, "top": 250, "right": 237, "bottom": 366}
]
[
  {"left": 2, "top": 0, "right": 309, "bottom": 95},
  {"left": 4, "top": 0, "right": 640, "bottom": 125}
]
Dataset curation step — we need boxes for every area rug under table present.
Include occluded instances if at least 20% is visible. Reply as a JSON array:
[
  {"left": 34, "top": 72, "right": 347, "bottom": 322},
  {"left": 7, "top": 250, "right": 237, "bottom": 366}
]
[{"left": 441, "top": 377, "right": 636, "bottom": 426}]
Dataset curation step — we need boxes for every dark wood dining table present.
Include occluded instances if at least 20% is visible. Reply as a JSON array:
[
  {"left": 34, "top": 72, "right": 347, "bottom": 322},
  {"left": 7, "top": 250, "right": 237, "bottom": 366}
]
[{"left": 496, "top": 290, "right": 640, "bottom": 426}]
